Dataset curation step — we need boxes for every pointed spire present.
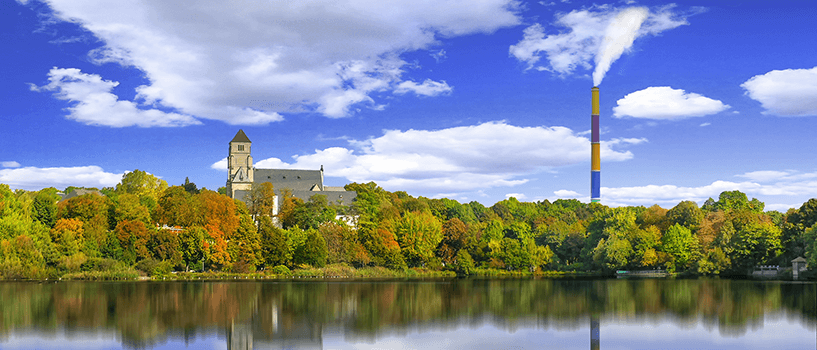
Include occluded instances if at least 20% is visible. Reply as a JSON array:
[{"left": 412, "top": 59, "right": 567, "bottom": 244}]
[{"left": 231, "top": 129, "right": 251, "bottom": 143}]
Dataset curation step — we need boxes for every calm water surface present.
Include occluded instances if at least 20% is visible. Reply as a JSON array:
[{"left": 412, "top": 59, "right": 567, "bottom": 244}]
[{"left": 0, "top": 278, "right": 814, "bottom": 349}]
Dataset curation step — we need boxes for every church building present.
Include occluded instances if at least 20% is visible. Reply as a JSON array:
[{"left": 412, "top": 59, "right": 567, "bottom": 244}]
[{"left": 226, "top": 130, "right": 357, "bottom": 209}]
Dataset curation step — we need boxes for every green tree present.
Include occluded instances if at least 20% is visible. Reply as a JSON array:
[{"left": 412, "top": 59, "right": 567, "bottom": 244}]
[
  {"left": 294, "top": 228, "right": 327, "bottom": 267},
  {"left": 453, "top": 249, "right": 474, "bottom": 275},
  {"left": 182, "top": 177, "right": 199, "bottom": 194},
  {"left": 32, "top": 190, "right": 58, "bottom": 228},
  {"left": 259, "top": 216, "right": 290, "bottom": 267},
  {"left": 666, "top": 201, "right": 703, "bottom": 232},
  {"left": 662, "top": 223, "right": 695, "bottom": 272},
  {"left": 228, "top": 214, "right": 261, "bottom": 270},
  {"left": 179, "top": 226, "right": 207, "bottom": 271},
  {"left": 290, "top": 194, "right": 336, "bottom": 230}
]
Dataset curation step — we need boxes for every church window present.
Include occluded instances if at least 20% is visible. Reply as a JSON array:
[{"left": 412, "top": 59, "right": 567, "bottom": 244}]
[{"left": 238, "top": 145, "right": 244, "bottom": 151}]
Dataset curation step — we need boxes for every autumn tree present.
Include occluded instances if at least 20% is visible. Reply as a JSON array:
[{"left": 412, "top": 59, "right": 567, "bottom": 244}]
[
  {"left": 359, "top": 221, "right": 406, "bottom": 269},
  {"left": 51, "top": 218, "right": 84, "bottom": 257},
  {"left": 115, "top": 220, "right": 152, "bottom": 264},
  {"left": 57, "top": 193, "right": 110, "bottom": 257},
  {"left": 151, "top": 228, "right": 183, "bottom": 266},
  {"left": 113, "top": 193, "right": 151, "bottom": 226},
  {"left": 247, "top": 182, "right": 276, "bottom": 218},
  {"left": 115, "top": 169, "right": 168, "bottom": 204},
  {"left": 436, "top": 218, "right": 468, "bottom": 265},
  {"left": 156, "top": 186, "right": 200, "bottom": 228},
  {"left": 393, "top": 211, "right": 443, "bottom": 267}
]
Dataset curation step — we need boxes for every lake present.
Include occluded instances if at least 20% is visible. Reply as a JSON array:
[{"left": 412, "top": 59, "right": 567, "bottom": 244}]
[{"left": 0, "top": 278, "right": 814, "bottom": 349}]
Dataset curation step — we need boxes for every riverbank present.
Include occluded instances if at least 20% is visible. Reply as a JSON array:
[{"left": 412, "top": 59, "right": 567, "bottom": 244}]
[{"left": 4, "top": 262, "right": 812, "bottom": 282}]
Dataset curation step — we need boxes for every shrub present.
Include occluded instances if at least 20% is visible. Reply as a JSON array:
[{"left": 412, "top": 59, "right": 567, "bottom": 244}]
[{"left": 271, "top": 265, "right": 291, "bottom": 276}]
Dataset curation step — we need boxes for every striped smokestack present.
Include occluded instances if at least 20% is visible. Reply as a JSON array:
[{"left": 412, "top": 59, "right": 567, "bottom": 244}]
[{"left": 591, "top": 87, "right": 600, "bottom": 203}]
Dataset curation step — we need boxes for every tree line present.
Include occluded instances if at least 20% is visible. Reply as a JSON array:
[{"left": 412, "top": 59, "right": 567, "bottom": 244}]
[{"left": 1, "top": 170, "right": 816, "bottom": 279}]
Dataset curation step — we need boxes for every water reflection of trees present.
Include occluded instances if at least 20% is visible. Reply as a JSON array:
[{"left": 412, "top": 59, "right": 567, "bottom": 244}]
[{"left": 0, "top": 279, "right": 813, "bottom": 347}]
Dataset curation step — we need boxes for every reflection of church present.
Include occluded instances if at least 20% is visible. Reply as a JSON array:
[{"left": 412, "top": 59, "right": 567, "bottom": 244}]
[
  {"left": 227, "top": 305, "right": 323, "bottom": 350},
  {"left": 226, "top": 129, "right": 357, "bottom": 210},
  {"left": 591, "top": 316, "right": 599, "bottom": 350}
]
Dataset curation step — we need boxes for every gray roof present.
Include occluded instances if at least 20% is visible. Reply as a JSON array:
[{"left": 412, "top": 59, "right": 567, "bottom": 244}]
[
  {"left": 792, "top": 256, "right": 807, "bottom": 263},
  {"left": 290, "top": 190, "right": 357, "bottom": 206},
  {"left": 61, "top": 189, "right": 103, "bottom": 202},
  {"left": 255, "top": 168, "right": 323, "bottom": 192},
  {"left": 231, "top": 129, "right": 251, "bottom": 143}
]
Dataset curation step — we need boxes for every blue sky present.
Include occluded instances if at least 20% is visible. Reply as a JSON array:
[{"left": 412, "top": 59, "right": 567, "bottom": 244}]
[{"left": 2, "top": 0, "right": 817, "bottom": 211}]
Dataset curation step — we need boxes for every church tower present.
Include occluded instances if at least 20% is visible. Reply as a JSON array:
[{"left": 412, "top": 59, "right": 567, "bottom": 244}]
[{"left": 227, "top": 129, "right": 253, "bottom": 199}]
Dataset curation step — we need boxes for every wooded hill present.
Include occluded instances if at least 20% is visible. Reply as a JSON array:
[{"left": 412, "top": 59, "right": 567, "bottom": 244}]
[{"left": 1, "top": 170, "right": 816, "bottom": 279}]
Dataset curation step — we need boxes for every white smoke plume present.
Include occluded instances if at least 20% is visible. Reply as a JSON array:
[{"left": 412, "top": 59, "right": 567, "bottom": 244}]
[
  {"left": 510, "top": 5, "right": 693, "bottom": 85},
  {"left": 593, "top": 7, "right": 648, "bottom": 86}
]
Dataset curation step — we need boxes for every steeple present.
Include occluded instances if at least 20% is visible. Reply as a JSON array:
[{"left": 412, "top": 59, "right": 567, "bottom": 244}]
[
  {"left": 226, "top": 130, "right": 253, "bottom": 199},
  {"left": 231, "top": 129, "right": 251, "bottom": 143}
]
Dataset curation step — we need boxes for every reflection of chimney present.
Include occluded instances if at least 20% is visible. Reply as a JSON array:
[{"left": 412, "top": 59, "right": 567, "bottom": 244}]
[
  {"left": 591, "top": 316, "right": 600, "bottom": 350},
  {"left": 591, "top": 87, "right": 601, "bottom": 203}
]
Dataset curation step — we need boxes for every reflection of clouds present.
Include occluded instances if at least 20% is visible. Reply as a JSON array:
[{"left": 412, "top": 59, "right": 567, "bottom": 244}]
[
  {"left": 601, "top": 315, "right": 815, "bottom": 350},
  {"left": 326, "top": 324, "right": 588, "bottom": 350}
]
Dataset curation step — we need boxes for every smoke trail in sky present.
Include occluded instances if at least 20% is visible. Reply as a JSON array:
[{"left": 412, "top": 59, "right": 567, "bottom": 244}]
[
  {"left": 593, "top": 7, "right": 648, "bottom": 86},
  {"left": 510, "top": 5, "right": 694, "bottom": 84}
]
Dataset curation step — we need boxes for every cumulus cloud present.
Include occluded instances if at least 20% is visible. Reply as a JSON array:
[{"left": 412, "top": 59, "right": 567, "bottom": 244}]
[
  {"left": 554, "top": 189, "right": 581, "bottom": 197},
  {"left": 394, "top": 79, "right": 453, "bottom": 96},
  {"left": 741, "top": 66, "right": 817, "bottom": 116},
  {"left": 33, "top": 1, "right": 521, "bottom": 124},
  {"left": 212, "top": 121, "right": 643, "bottom": 193},
  {"left": 613, "top": 86, "right": 730, "bottom": 120},
  {"left": 602, "top": 170, "right": 817, "bottom": 209},
  {"left": 30, "top": 68, "right": 202, "bottom": 127},
  {"left": 510, "top": 5, "right": 692, "bottom": 80},
  {"left": 1, "top": 161, "right": 21, "bottom": 168},
  {"left": 0, "top": 165, "right": 124, "bottom": 190},
  {"left": 505, "top": 193, "right": 527, "bottom": 200}
]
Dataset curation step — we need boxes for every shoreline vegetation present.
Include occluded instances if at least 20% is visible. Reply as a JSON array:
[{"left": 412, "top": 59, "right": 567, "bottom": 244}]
[
  {"left": 22, "top": 261, "right": 610, "bottom": 282},
  {"left": 2, "top": 170, "right": 817, "bottom": 282}
]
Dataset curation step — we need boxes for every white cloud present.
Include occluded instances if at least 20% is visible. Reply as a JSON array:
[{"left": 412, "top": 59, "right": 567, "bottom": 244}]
[
  {"left": 601, "top": 170, "right": 817, "bottom": 208},
  {"left": 613, "top": 86, "right": 730, "bottom": 120},
  {"left": 211, "top": 121, "right": 642, "bottom": 193},
  {"left": 741, "top": 66, "right": 817, "bottom": 116},
  {"left": 554, "top": 189, "right": 581, "bottom": 197},
  {"left": 34, "top": 1, "right": 521, "bottom": 124},
  {"left": 736, "top": 170, "right": 792, "bottom": 182},
  {"left": 30, "top": 67, "right": 202, "bottom": 127},
  {"left": 505, "top": 193, "right": 527, "bottom": 200},
  {"left": 699, "top": 122, "right": 710, "bottom": 127},
  {"left": 0, "top": 165, "right": 124, "bottom": 190},
  {"left": 509, "top": 5, "right": 691, "bottom": 78},
  {"left": 1, "top": 161, "right": 21, "bottom": 168},
  {"left": 394, "top": 80, "right": 453, "bottom": 96}
]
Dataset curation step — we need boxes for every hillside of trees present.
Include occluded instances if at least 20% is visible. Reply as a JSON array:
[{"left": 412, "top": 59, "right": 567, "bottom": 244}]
[{"left": 1, "top": 170, "right": 816, "bottom": 279}]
